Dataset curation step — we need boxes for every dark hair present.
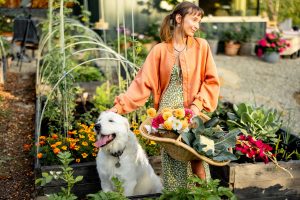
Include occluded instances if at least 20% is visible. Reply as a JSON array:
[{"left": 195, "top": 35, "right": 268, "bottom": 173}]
[{"left": 160, "top": 1, "right": 204, "bottom": 42}]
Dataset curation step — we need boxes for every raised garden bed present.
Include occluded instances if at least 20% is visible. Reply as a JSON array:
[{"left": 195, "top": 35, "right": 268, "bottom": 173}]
[{"left": 211, "top": 160, "right": 300, "bottom": 199}]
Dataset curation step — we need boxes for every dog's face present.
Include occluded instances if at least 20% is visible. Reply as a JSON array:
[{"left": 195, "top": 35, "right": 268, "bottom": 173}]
[{"left": 94, "top": 111, "right": 130, "bottom": 152}]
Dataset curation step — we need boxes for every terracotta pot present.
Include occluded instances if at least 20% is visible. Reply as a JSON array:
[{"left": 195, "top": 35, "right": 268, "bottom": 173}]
[
  {"left": 225, "top": 41, "right": 241, "bottom": 56},
  {"left": 3, "top": 0, "right": 21, "bottom": 8},
  {"left": 31, "top": 0, "right": 48, "bottom": 8}
]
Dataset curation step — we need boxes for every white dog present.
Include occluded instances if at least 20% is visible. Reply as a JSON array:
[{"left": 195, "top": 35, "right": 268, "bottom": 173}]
[{"left": 94, "top": 111, "right": 162, "bottom": 196}]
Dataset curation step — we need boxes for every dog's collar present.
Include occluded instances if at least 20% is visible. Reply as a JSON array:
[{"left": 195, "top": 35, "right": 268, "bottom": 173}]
[
  {"left": 110, "top": 150, "right": 124, "bottom": 158},
  {"left": 110, "top": 147, "right": 126, "bottom": 168}
]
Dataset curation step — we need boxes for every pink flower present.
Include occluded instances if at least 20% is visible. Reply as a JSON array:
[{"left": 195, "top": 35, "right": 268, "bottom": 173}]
[
  {"left": 184, "top": 108, "right": 194, "bottom": 120},
  {"left": 256, "top": 48, "right": 263, "bottom": 57},
  {"left": 258, "top": 39, "right": 267, "bottom": 47},
  {"left": 267, "top": 33, "right": 276, "bottom": 40},
  {"left": 151, "top": 114, "right": 164, "bottom": 129},
  {"left": 271, "top": 43, "right": 276, "bottom": 48}
]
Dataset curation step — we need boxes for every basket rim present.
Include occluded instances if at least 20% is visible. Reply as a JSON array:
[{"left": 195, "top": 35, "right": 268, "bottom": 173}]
[{"left": 139, "top": 113, "right": 231, "bottom": 167}]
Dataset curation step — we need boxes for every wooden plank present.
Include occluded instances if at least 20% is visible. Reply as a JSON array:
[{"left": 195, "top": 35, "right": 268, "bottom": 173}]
[{"left": 230, "top": 161, "right": 300, "bottom": 183}]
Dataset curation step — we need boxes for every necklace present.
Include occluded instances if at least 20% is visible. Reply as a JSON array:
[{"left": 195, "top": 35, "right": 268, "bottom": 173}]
[{"left": 174, "top": 45, "right": 186, "bottom": 53}]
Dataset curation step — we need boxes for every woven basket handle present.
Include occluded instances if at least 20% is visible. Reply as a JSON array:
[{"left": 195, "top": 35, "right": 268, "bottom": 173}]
[{"left": 175, "top": 134, "right": 182, "bottom": 145}]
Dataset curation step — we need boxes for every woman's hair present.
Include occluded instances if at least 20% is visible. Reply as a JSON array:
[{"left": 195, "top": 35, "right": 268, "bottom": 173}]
[{"left": 160, "top": 1, "right": 204, "bottom": 42}]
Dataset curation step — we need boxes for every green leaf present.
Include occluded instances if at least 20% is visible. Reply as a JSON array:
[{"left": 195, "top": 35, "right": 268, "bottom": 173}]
[
  {"left": 75, "top": 176, "right": 83, "bottom": 183},
  {"left": 181, "top": 131, "right": 195, "bottom": 146},
  {"left": 191, "top": 116, "right": 205, "bottom": 134}
]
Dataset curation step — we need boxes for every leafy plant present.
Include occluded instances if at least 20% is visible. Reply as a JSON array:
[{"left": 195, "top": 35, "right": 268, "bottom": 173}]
[
  {"left": 182, "top": 116, "right": 239, "bottom": 162},
  {"left": 35, "top": 151, "right": 83, "bottom": 199},
  {"left": 159, "top": 175, "right": 237, "bottom": 200},
  {"left": 221, "top": 29, "right": 242, "bottom": 43},
  {"left": 87, "top": 177, "right": 128, "bottom": 200},
  {"left": 73, "top": 66, "right": 104, "bottom": 82},
  {"left": 226, "top": 103, "right": 282, "bottom": 144},
  {"left": 240, "top": 25, "right": 254, "bottom": 43}
]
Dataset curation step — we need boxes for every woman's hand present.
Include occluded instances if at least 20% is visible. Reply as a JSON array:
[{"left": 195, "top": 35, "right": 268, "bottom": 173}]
[
  {"left": 190, "top": 104, "right": 200, "bottom": 115},
  {"left": 107, "top": 107, "right": 118, "bottom": 113}
]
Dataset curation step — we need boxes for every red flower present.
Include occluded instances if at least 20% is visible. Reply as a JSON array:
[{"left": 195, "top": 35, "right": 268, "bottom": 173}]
[
  {"left": 258, "top": 39, "right": 267, "bottom": 47},
  {"left": 151, "top": 114, "right": 164, "bottom": 129}
]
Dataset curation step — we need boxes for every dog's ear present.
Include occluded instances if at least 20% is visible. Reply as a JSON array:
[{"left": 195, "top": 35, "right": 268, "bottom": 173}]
[{"left": 123, "top": 117, "right": 130, "bottom": 133}]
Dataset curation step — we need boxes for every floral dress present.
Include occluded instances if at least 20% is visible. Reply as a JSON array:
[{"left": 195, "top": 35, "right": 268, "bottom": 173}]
[{"left": 158, "top": 62, "right": 211, "bottom": 191}]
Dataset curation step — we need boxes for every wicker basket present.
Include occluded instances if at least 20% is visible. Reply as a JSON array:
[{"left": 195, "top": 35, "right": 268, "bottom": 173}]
[{"left": 139, "top": 112, "right": 231, "bottom": 166}]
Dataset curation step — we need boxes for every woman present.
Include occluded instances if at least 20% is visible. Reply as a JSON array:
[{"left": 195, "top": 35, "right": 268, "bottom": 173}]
[{"left": 109, "top": 1, "right": 220, "bottom": 190}]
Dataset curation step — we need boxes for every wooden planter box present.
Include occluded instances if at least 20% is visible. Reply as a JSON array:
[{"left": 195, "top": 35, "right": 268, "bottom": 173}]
[
  {"left": 210, "top": 160, "right": 300, "bottom": 200},
  {"left": 35, "top": 161, "right": 101, "bottom": 198}
]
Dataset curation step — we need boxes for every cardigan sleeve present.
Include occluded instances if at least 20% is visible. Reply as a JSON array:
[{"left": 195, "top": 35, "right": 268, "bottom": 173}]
[
  {"left": 113, "top": 45, "right": 160, "bottom": 114},
  {"left": 192, "top": 40, "right": 220, "bottom": 112}
]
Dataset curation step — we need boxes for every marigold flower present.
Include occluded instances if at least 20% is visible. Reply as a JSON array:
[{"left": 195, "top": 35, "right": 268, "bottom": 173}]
[
  {"left": 75, "top": 145, "right": 80, "bottom": 150},
  {"left": 23, "top": 144, "right": 32, "bottom": 151},
  {"left": 92, "top": 153, "right": 97, "bottom": 157},
  {"left": 162, "top": 111, "right": 172, "bottom": 120},
  {"left": 51, "top": 144, "right": 57, "bottom": 149},
  {"left": 163, "top": 120, "right": 173, "bottom": 130},
  {"left": 61, "top": 146, "right": 67, "bottom": 150},
  {"left": 52, "top": 134, "right": 58, "bottom": 140},
  {"left": 79, "top": 134, "right": 85, "bottom": 139},
  {"left": 147, "top": 108, "right": 157, "bottom": 118},
  {"left": 39, "top": 141, "right": 45, "bottom": 146},
  {"left": 81, "top": 153, "right": 88, "bottom": 158},
  {"left": 82, "top": 141, "right": 88, "bottom": 146},
  {"left": 149, "top": 140, "right": 156, "bottom": 145},
  {"left": 133, "top": 130, "right": 140, "bottom": 135},
  {"left": 89, "top": 136, "right": 96, "bottom": 142},
  {"left": 55, "top": 141, "right": 62, "bottom": 146},
  {"left": 37, "top": 153, "right": 43, "bottom": 159},
  {"left": 53, "top": 148, "right": 60, "bottom": 154},
  {"left": 76, "top": 158, "right": 80, "bottom": 163},
  {"left": 174, "top": 108, "right": 185, "bottom": 118},
  {"left": 69, "top": 143, "right": 76, "bottom": 150},
  {"left": 39, "top": 136, "right": 46, "bottom": 140}
]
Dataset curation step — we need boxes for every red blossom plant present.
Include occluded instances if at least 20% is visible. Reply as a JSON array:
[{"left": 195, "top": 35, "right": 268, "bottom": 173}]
[
  {"left": 256, "top": 31, "right": 290, "bottom": 57},
  {"left": 235, "top": 134, "right": 293, "bottom": 177}
]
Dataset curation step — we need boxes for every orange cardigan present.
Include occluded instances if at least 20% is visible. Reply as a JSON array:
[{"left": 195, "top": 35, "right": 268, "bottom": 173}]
[{"left": 114, "top": 37, "right": 220, "bottom": 114}]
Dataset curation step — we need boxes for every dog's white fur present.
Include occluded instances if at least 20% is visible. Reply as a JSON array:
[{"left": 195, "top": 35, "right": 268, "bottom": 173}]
[{"left": 95, "top": 111, "right": 162, "bottom": 196}]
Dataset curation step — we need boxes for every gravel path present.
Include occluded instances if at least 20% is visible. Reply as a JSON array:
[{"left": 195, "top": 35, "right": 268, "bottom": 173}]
[{"left": 215, "top": 55, "right": 300, "bottom": 134}]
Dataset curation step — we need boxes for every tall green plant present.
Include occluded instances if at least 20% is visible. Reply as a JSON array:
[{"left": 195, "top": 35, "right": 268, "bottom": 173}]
[{"left": 35, "top": 152, "right": 83, "bottom": 199}]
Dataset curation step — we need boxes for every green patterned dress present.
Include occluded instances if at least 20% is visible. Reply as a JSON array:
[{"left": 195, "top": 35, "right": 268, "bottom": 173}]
[{"left": 158, "top": 63, "right": 211, "bottom": 191}]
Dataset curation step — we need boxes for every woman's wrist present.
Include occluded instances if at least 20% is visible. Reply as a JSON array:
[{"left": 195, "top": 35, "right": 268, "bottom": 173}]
[{"left": 108, "top": 107, "right": 118, "bottom": 113}]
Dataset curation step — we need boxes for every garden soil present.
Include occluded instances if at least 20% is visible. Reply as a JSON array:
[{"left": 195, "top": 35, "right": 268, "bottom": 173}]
[{"left": 0, "top": 70, "right": 36, "bottom": 199}]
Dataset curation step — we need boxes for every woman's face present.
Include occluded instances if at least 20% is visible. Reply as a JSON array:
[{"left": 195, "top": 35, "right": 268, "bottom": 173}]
[{"left": 181, "top": 13, "right": 201, "bottom": 37}]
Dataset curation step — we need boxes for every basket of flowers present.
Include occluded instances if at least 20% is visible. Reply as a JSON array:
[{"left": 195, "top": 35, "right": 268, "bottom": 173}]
[{"left": 139, "top": 108, "right": 239, "bottom": 166}]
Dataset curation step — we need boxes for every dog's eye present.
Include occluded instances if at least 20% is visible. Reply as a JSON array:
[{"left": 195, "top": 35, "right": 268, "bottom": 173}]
[{"left": 109, "top": 119, "right": 114, "bottom": 122}]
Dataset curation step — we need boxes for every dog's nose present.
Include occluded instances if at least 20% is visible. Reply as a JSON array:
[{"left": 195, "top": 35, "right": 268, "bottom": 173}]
[{"left": 94, "top": 123, "right": 101, "bottom": 132}]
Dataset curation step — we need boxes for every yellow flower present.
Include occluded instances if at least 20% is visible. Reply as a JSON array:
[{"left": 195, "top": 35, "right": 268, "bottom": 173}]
[
  {"left": 61, "top": 146, "right": 67, "bottom": 150},
  {"left": 89, "top": 136, "right": 96, "bottom": 142},
  {"left": 51, "top": 144, "right": 57, "bottom": 149},
  {"left": 174, "top": 108, "right": 185, "bottom": 118},
  {"left": 55, "top": 141, "right": 62, "bottom": 146},
  {"left": 81, "top": 153, "right": 88, "bottom": 158},
  {"left": 92, "top": 153, "right": 97, "bottom": 157},
  {"left": 133, "top": 130, "right": 140, "bottom": 135},
  {"left": 75, "top": 145, "right": 80, "bottom": 150},
  {"left": 82, "top": 141, "right": 88, "bottom": 146},
  {"left": 147, "top": 108, "right": 157, "bottom": 118},
  {"left": 76, "top": 158, "right": 80, "bottom": 163},
  {"left": 181, "top": 119, "right": 189, "bottom": 129},
  {"left": 79, "top": 134, "right": 85, "bottom": 139},
  {"left": 162, "top": 111, "right": 173, "bottom": 120},
  {"left": 149, "top": 140, "right": 156, "bottom": 145},
  {"left": 163, "top": 120, "right": 173, "bottom": 130}
]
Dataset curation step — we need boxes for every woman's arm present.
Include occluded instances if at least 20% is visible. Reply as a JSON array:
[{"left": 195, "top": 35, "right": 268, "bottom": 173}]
[{"left": 112, "top": 45, "right": 161, "bottom": 114}]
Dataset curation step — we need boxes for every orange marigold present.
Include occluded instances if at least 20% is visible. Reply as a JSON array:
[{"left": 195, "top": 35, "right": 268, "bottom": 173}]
[
  {"left": 37, "top": 153, "right": 43, "bottom": 159},
  {"left": 52, "top": 134, "right": 58, "bottom": 140},
  {"left": 39, "top": 136, "right": 46, "bottom": 140},
  {"left": 53, "top": 148, "right": 60, "bottom": 154}
]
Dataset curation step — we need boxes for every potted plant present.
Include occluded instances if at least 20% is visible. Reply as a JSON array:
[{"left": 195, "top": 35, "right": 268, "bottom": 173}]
[
  {"left": 239, "top": 25, "right": 255, "bottom": 56},
  {"left": 256, "top": 31, "right": 290, "bottom": 63},
  {"left": 201, "top": 23, "right": 219, "bottom": 55},
  {"left": 222, "top": 29, "right": 241, "bottom": 56}
]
